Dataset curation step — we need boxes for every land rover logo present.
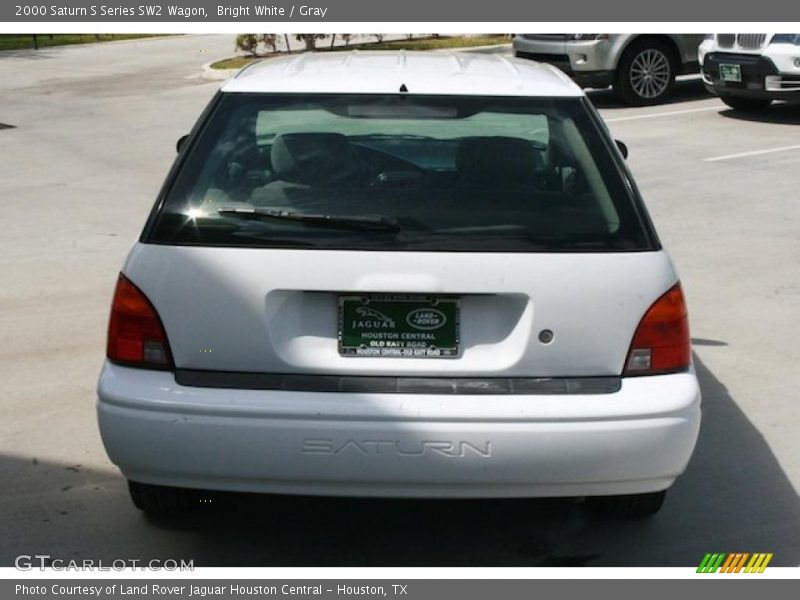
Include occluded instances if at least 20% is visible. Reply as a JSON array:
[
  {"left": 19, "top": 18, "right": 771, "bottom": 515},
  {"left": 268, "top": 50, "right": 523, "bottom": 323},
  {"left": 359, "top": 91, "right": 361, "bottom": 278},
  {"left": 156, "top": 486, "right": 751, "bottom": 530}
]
[{"left": 406, "top": 308, "right": 447, "bottom": 331}]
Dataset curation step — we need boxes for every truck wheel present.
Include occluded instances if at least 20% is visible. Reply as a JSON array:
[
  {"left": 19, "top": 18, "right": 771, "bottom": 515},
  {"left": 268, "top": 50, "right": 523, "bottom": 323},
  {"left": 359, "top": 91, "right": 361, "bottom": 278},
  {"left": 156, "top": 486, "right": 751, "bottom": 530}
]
[
  {"left": 585, "top": 490, "right": 667, "bottom": 518},
  {"left": 128, "top": 480, "right": 204, "bottom": 514},
  {"left": 720, "top": 96, "right": 772, "bottom": 111},
  {"left": 614, "top": 39, "right": 677, "bottom": 105}
]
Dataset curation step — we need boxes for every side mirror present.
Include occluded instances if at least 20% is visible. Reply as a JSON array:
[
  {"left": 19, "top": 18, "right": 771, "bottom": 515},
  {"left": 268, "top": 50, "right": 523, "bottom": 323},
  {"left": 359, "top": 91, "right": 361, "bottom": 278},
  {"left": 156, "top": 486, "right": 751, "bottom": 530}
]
[
  {"left": 176, "top": 134, "right": 189, "bottom": 153},
  {"left": 615, "top": 140, "right": 629, "bottom": 159}
]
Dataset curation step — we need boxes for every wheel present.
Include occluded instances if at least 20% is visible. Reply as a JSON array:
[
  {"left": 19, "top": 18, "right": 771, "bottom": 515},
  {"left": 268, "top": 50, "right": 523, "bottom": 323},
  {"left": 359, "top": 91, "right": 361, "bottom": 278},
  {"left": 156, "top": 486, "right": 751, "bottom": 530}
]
[
  {"left": 614, "top": 39, "right": 677, "bottom": 105},
  {"left": 128, "top": 480, "right": 204, "bottom": 514},
  {"left": 585, "top": 490, "right": 667, "bottom": 518},
  {"left": 720, "top": 96, "right": 772, "bottom": 111}
]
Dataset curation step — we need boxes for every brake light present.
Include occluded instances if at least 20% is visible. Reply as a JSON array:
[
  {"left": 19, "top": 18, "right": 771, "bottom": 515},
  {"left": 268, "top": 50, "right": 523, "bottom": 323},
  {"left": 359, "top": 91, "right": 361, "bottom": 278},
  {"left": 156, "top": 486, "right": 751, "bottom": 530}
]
[
  {"left": 106, "top": 274, "right": 173, "bottom": 369},
  {"left": 624, "top": 283, "right": 690, "bottom": 376}
]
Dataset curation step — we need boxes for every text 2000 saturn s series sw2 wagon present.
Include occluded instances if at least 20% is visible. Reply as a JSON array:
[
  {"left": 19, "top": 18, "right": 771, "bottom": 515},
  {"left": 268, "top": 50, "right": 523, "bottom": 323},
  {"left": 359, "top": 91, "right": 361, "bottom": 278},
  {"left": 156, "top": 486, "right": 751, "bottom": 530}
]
[{"left": 97, "top": 51, "right": 701, "bottom": 517}]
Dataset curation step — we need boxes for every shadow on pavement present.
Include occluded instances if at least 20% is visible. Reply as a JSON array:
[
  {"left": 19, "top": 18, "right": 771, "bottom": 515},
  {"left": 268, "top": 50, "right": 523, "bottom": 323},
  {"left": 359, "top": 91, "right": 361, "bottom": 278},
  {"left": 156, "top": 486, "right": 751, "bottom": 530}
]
[
  {"left": 588, "top": 78, "right": 711, "bottom": 109},
  {"left": 691, "top": 337, "right": 729, "bottom": 347},
  {"left": 1, "top": 355, "right": 797, "bottom": 567},
  {"left": 719, "top": 102, "right": 800, "bottom": 125}
]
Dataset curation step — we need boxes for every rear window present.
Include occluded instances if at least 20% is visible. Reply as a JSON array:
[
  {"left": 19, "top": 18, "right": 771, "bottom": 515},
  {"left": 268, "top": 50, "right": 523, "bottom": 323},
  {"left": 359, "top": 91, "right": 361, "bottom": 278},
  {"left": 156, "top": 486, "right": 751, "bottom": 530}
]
[{"left": 146, "top": 93, "right": 656, "bottom": 252}]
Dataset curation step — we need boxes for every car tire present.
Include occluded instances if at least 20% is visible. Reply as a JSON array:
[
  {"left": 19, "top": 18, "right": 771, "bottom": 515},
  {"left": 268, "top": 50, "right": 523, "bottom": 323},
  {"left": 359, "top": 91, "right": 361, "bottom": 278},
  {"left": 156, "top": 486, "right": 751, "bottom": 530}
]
[
  {"left": 128, "top": 480, "right": 203, "bottom": 514},
  {"left": 720, "top": 96, "right": 773, "bottom": 111},
  {"left": 614, "top": 39, "right": 678, "bottom": 105},
  {"left": 585, "top": 490, "right": 667, "bottom": 518}
]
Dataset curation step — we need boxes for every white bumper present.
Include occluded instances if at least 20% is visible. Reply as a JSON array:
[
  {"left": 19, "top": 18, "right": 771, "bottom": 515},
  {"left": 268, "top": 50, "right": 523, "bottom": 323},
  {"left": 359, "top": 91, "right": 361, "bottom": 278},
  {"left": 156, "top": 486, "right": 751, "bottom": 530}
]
[{"left": 97, "top": 362, "right": 701, "bottom": 498}]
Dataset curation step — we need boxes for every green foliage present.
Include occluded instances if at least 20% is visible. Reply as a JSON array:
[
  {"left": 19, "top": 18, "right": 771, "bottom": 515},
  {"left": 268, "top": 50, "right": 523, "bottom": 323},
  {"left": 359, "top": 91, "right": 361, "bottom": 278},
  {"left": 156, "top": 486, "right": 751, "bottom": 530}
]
[
  {"left": 295, "top": 34, "right": 329, "bottom": 51},
  {"left": 235, "top": 34, "right": 259, "bottom": 56},
  {"left": 260, "top": 34, "right": 278, "bottom": 53}
]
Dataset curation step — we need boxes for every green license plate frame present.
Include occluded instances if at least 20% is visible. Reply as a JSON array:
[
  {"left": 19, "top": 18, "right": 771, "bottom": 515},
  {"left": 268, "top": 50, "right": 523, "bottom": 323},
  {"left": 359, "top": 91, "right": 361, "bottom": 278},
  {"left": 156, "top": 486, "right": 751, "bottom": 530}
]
[{"left": 338, "top": 295, "right": 460, "bottom": 358}]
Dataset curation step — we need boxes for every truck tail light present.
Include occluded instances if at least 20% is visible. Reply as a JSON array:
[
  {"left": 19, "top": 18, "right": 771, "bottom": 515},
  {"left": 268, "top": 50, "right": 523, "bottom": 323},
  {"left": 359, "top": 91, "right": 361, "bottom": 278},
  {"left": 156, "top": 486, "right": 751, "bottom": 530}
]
[
  {"left": 106, "top": 274, "right": 173, "bottom": 369},
  {"left": 624, "top": 283, "right": 690, "bottom": 376}
]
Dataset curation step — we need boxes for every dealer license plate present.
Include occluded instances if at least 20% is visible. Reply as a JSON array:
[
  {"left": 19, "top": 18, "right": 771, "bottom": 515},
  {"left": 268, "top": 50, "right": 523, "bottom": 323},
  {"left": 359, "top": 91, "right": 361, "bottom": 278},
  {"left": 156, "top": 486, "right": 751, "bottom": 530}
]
[
  {"left": 720, "top": 64, "right": 742, "bottom": 83},
  {"left": 338, "top": 295, "right": 460, "bottom": 358}
]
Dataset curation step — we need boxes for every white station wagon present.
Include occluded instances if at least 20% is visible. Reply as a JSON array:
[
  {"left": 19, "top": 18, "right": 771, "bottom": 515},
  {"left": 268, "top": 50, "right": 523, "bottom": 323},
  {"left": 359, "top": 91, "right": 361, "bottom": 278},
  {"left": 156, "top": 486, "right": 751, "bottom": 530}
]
[{"left": 97, "top": 51, "right": 701, "bottom": 517}]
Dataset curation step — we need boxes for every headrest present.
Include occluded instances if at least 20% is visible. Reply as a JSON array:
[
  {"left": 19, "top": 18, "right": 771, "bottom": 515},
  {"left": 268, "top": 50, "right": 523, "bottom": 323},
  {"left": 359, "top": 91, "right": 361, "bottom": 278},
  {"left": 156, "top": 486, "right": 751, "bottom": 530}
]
[
  {"left": 270, "top": 133, "right": 362, "bottom": 185},
  {"left": 456, "top": 136, "right": 541, "bottom": 185}
]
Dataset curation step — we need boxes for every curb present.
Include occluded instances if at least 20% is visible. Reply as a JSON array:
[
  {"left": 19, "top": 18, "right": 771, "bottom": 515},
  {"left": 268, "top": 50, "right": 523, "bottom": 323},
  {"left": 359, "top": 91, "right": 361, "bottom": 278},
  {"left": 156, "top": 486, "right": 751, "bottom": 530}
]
[
  {"left": 437, "top": 43, "right": 512, "bottom": 54},
  {"left": 201, "top": 59, "right": 239, "bottom": 81}
]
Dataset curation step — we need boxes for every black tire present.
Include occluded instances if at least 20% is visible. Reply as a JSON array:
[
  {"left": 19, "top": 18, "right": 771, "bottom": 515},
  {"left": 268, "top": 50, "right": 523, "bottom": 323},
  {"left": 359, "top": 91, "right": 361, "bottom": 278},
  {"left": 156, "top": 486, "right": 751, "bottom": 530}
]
[
  {"left": 585, "top": 490, "right": 667, "bottom": 518},
  {"left": 128, "top": 480, "right": 203, "bottom": 514},
  {"left": 720, "top": 96, "right": 772, "bottom": 111},
  {"left": 614, "top": 39, "right": 678, "bottom": 105}
]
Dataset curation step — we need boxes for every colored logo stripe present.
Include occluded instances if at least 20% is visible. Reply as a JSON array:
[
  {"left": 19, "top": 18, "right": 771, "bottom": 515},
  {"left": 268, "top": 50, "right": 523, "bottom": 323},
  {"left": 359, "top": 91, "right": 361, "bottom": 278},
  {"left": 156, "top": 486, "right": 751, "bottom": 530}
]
[
  {"left": 697, "top": 553, "right": 773, "bottom": 573},
  {"left": 745, "top": 553, "right": 773, "bottom": 573},
  {"left": 720, "top": 553, "right": 749, "bottom": 573},
  {"left": 697, "top": 553, "right": 726, "bottom": 573}
]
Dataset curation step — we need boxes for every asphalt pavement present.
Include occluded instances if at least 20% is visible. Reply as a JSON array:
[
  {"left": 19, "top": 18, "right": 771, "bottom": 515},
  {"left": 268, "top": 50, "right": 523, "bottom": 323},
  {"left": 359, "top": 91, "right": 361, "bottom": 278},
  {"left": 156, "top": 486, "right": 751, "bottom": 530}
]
[{"left": 0, "top": 35, "right": 798, "bottom": 567}]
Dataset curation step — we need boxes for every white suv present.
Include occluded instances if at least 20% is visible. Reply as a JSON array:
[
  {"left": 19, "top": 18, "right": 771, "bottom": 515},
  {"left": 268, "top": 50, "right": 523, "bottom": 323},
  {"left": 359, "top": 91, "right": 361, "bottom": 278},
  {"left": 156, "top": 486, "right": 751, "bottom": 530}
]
[
  {"left": 97, "top": 51, "right": 701, "bottom": 518},
  {"left": 700, "top": 34, "right": 800, "bottom": 110}
]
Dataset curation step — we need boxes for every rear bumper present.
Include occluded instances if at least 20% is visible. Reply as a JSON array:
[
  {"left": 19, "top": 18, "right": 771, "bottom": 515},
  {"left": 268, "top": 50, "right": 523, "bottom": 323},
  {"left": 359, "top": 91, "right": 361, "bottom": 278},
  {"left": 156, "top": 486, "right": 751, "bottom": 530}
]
[{"left": 97, "top": 362, "right": 701, "bottom": 498}]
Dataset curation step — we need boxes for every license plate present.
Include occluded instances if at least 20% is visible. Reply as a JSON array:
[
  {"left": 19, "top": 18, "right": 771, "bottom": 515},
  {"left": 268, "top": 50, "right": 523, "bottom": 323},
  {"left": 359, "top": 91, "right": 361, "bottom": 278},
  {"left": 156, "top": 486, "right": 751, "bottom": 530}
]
[
  {"left": 720, "top": 64, "right": 742, "bottom": 83},
  {"left": 338, "top": 295, "right": 460, "bottom": 358}
]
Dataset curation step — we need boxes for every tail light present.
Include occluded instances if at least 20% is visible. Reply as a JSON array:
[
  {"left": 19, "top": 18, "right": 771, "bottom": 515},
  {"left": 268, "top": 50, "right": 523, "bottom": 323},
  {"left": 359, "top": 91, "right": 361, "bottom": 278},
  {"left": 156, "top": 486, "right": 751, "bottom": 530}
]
[
  {"left": 624, "top": 283, "right": 690, "bottom": 376},
  {"left": 107, "top": 274, "right": 173, "bottom": 369}
]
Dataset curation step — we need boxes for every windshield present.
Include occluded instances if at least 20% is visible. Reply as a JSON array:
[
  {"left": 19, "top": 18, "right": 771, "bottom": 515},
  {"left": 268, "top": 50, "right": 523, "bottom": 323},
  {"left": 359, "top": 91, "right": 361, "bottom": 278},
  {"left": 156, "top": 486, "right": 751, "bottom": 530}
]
[{"left": 146, "top": 93, "right": 656, "bottom": 252}]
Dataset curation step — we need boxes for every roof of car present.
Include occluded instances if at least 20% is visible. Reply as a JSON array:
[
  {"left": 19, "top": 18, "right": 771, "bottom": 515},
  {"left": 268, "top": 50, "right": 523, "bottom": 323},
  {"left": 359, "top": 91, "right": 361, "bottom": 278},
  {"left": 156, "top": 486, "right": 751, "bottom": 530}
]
[{"left": 220, "top": 50, "right": 583, "bottom": 97}]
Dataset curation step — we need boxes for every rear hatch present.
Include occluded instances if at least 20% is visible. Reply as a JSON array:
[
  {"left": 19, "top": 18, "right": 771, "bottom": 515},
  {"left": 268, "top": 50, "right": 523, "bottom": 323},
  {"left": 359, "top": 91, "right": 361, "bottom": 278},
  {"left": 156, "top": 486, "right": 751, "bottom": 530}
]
[{"left": 124, "top": 245, "right": 675, "bottom": 377}]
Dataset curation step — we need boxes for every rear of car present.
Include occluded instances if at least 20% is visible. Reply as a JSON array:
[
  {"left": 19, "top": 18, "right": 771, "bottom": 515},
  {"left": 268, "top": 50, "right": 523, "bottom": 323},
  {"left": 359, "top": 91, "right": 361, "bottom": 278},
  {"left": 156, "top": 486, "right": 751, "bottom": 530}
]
[
  {"left": 513, "top": 34, "right": 705, "bottom": 105},
  {"left": 700, "top": 34, "right": 800, "bottom": 110},
  {"left": 97, "top": 52, "right": 701, "bottom": 517}
]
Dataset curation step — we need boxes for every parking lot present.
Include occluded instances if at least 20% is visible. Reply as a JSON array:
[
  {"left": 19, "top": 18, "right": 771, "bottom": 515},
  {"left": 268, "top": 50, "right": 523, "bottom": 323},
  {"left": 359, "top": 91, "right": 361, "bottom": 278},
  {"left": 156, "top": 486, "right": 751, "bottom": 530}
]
[{"left": 0, "top": 34, "right": 798, "bottom": 567}]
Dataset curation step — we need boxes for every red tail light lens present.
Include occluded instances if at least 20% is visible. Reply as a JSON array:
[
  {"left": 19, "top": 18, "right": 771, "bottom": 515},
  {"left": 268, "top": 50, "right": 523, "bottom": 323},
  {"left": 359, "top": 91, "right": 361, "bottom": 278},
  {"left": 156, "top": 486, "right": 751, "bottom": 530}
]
[
  {"left": 624, "top": 283, "right": 690, "bottom": 376},
  {"left": 107, "top": 274, "right": 173, "bottom": 369}
]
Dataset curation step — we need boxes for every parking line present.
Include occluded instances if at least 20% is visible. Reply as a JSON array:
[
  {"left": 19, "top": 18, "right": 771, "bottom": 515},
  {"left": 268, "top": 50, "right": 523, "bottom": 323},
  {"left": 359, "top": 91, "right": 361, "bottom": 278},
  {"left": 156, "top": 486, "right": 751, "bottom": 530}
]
[
  {"left": 604, "top": 106, "right": 721, "bottom": 123},
  {"left": 704, "top": 145, "right": 800, "bottom": 162}
]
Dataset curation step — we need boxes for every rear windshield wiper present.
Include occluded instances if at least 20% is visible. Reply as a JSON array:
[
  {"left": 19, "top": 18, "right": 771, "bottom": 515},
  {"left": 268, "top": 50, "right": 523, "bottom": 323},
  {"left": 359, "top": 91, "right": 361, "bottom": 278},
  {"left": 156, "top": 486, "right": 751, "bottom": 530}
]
[{"left": 217, "top": 207, "right": 402, "bottom": 232}]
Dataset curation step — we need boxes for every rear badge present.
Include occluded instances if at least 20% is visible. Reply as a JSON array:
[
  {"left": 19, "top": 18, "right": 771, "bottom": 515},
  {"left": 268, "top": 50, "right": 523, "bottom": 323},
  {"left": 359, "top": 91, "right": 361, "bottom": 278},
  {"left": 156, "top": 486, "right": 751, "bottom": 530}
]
[{"left": 302, "top": 438, "right": 491, "bottom": 458}]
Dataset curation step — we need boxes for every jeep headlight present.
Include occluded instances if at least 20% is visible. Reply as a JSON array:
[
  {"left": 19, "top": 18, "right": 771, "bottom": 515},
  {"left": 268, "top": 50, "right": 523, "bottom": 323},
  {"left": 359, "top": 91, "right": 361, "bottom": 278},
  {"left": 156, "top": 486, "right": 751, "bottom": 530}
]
[{"left": 771, "top": 34, "right": 800, "bottom": 45}]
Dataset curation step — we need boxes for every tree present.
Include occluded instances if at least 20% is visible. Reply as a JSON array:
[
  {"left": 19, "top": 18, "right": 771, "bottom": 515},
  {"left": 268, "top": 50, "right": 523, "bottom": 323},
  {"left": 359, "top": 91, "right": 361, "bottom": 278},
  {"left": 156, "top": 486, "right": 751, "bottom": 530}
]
[
  {"left": 260, "top": 34, "right": 278, "bottom": 53},
  {"left": 295, "top": 34, "right": 328, "bottom": 51},
  {"left": 341, "top": 34, "right": 353, "bottom": 46},
  {"left": 235, "top": 34, "right": 259, "bottom": 56},
  {"left": 373, "top": 34, "right": 386, "bottom": 43}
]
